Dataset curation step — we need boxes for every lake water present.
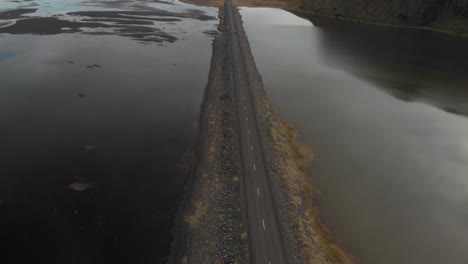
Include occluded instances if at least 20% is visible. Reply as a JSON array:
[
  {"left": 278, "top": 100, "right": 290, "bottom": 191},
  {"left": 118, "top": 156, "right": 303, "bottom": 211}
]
[
  {"left": 0, "top": 1, "right": 217, "bottom": 263},
  {"left": 241, "top": 7, "right": 468, "bottom": 264}
]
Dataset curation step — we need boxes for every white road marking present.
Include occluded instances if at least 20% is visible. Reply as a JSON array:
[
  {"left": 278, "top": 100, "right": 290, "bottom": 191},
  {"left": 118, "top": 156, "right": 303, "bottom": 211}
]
[
  {"left": 257, "top": 187, "right": 260, "bottom": 196},
  {"left": 246, "top": 117, "right": 248, "bottom": 121},
  {"left": 244, "top": 106, "right": 246, "bottom": 110},
  {"left": 253, "top": 164, "right": 256, "bottom": 171},
  {"left": 250, "top": 145, "right": 253, "bottom": 151},
  {"left": 248, "top": 129, "right": 250, "bottom": 135},
  {"left": 262, "top": 219, "right": 266, "bottom": 230},
  {"left": 243, "top": 96, "right": 245, "bottom": 100}
]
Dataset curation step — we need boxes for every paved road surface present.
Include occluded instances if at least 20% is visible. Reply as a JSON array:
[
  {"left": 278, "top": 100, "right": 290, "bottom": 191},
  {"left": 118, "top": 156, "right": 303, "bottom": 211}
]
[{"left": 224, "top": 1, "right": 290, "bottom": 263}]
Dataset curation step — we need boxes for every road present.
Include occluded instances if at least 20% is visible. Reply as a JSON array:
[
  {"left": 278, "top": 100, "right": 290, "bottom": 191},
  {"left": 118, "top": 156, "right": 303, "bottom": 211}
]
[{"left": 224, "top": 1, "right": 290, "bottom": 263}]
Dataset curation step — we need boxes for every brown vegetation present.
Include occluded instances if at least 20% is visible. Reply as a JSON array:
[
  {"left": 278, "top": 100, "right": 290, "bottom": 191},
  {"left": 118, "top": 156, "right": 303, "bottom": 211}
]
[{"left": 269, "top": 118, "right": 353, "bottom": 263}]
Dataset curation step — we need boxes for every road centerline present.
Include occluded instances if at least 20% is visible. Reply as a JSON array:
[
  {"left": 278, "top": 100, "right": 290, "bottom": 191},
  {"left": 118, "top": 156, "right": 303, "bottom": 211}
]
[{"left": 225, "top": 0, "right": 289, "bottom": 262}]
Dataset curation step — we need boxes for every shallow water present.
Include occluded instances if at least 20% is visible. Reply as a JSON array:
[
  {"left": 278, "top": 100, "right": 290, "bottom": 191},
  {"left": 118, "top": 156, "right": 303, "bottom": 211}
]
[
  {"left": 0, "top": 1, "right": 217, "bottom": 263},
  {"left": 241, "top": 7, "right": 468, "bottom": 264}
]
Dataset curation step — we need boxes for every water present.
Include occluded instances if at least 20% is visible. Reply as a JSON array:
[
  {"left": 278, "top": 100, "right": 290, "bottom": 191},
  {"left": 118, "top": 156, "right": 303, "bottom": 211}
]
[
  {"left": 0, "top": 1, "right": 217, "bottom": 263},
  {"left": 241, "top": 7, "right": 468, "bottom": 264}
]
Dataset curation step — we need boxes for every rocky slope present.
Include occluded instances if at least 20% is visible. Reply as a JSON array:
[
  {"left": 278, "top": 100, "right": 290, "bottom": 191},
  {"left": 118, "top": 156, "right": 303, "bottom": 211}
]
[
  {"left": 169, "top": 8, "right": 247, "bottom": 264},
  {"left": 198, "top": 0, "right": 468, "bottom": 36},
  {"left": 184, "top": 0, "right": 468, "bottom": 36},
  {"left": 299, "top": 0, "right": 468, "bottom": 36}
]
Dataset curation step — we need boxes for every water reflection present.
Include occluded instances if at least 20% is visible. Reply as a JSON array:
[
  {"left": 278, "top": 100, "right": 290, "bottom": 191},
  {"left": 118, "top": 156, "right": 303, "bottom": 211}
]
[
  {"left": 0, "top": 1, "right": 217, "bottom": 263},
  {"left": 305, "top": 14, "right": 468, "bottom": 117},
  {"left": 0, "top": 0, "right": 216, "bottom": 43},
  {"left": 241, "top": 7, "right": 468, "bottom": 264},
  {"left": 0, "top": 50, "right": 14, "bottom": 61}
]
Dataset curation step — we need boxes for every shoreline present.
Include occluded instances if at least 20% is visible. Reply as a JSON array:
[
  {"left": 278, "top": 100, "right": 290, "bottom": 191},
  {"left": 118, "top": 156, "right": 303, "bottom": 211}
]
[
  {"left": 181, "top": 0, "right": 468, "bottom": 39},
  {"left": 292, "top": 9, "right": 468, "bottom": 39},
  {"left": 171, "top": 1, "right": 353, "bottom": 263},
  {"left": 230, "top": 4, "right": 353, "bottom": 262},
  {"left": 169, "top": 7, "right": 248, "bottom": 263}
]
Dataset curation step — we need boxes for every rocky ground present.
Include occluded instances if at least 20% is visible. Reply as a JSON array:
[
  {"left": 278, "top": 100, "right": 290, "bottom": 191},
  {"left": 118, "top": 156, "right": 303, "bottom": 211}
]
[{"left": 169, "top": 7, "right": 248, "bottom": 264}]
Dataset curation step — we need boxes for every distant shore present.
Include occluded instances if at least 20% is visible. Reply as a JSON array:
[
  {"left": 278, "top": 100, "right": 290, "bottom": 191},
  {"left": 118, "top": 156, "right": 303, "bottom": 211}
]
[{"left": 182, "top": 0, "right": 468, "bottom": 39}]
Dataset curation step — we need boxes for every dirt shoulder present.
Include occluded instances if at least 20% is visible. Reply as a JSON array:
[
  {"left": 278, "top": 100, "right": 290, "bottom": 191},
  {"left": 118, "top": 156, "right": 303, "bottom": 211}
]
[
  {"left": 169, "top": 7, "right": 247, "bottom": 264},
  {"left": 230, "top": 5, "right": 354, "bottom": 264},
  {"left": 171, "top": 1, "right": 354, "bottom": 263}
]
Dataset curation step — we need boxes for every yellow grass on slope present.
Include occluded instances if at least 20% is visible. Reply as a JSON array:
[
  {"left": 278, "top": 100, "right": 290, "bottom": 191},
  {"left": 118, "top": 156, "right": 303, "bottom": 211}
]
[{"left": 269, "top": 119, "right": 354, "bottom": 264}]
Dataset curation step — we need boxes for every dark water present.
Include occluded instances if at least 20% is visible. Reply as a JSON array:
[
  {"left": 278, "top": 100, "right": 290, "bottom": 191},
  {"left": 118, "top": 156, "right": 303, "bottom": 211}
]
[
  {"left": 0, "top": 1, "right": 217, "bottom": 263},
  {"left": 241, "top": 7, "right": 468, "bottom": 264}
]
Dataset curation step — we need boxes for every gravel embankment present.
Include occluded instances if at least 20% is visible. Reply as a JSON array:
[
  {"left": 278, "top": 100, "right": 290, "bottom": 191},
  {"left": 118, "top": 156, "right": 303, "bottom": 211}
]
[
  {"left": 231, "top": 5, "right": 354, "bottom": 264},
  {"left": 171, "top": 3, "right": 353, "bottom": 264},
  {"left": 169, "top": 7, "right": 248, "bottom": 264}
]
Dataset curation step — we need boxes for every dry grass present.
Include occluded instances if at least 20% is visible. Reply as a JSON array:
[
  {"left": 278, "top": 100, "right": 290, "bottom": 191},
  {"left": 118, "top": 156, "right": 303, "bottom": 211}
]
[
  {"left": 186, "top": 200, "right": 208, "bottom": 229},
  {"left": 178, "top": 10, "right": 246, "bottom": 261},
  {"left": 180, "top": 2, "right": 354, "bottom": 262},
  {"left": 269, "top": 117, "right": 354, "bottom": 264},
  {"left": 224, "top": 1, "right": 353, "bottom": 260},
  {"left": 217, "top": 214, "right": 226, "bottom": 221},
  {"left": 240, "top": 232, "right": 248, "bottom": 240}
]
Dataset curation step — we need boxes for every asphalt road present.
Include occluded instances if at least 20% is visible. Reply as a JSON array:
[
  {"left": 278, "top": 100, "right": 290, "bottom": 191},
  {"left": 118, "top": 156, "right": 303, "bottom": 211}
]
[{"left": 224, "top": 1, "right": 290, "bottom": 263}]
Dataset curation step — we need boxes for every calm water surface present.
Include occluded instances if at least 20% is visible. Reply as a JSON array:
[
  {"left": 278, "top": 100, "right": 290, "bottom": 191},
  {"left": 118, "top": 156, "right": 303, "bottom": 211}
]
[
  {"left": 241, "top": 7, "right": 468, "bottom": 264},
  {"left": 0, "top": 0, "right": 217, "bottom": 263}
]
